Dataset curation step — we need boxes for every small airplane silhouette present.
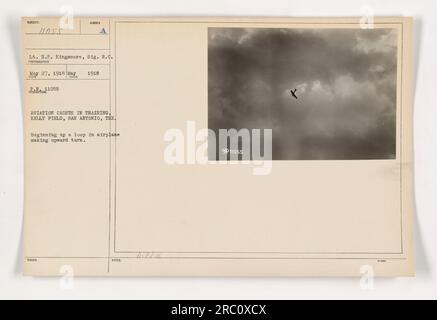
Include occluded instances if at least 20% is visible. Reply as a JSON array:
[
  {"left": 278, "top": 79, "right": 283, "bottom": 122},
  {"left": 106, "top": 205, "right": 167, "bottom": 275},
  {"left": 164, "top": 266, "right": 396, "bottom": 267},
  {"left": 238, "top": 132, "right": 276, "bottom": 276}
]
[{"left": 290, "top": 88, "right": 298, "bottom": 99}]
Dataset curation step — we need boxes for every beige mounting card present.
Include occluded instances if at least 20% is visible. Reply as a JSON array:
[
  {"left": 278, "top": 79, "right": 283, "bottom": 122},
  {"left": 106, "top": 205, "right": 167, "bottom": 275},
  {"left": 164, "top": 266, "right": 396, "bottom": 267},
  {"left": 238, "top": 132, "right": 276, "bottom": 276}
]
[{"left": 22, "top": 17, "right": 414, "bottom": 276}]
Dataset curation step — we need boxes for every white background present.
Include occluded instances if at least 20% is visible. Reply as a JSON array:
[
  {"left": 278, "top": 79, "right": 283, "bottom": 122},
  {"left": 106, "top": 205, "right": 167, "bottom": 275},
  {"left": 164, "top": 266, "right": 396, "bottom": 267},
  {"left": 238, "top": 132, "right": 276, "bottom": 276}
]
[{"left": 1, "top": 0, "right": 436, "bottom": 300}]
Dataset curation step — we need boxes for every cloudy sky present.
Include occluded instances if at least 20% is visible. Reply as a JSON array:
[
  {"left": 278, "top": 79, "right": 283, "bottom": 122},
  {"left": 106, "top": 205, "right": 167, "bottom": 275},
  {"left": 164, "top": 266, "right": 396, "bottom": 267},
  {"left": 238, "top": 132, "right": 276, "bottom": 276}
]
[{"left": 208, "top": 27, "right": 398, "bottom": 160}]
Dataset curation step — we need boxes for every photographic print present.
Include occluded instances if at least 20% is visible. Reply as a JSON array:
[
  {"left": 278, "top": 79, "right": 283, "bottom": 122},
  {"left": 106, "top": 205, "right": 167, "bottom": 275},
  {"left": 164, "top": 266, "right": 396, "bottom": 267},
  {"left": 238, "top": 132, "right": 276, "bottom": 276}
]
[
  {"left": 21, "top": 17, "right": 414, "bottom": 277},
  {"left": 208, "top": 27, "right": 398, "bottom": 160}
]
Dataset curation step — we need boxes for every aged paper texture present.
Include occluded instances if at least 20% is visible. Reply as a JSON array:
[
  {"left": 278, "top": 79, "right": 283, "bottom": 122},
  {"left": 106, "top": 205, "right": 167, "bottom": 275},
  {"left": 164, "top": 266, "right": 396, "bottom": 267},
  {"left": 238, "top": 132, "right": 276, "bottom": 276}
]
[{"left": 22, "top": 17, "right": 414, "bottom": 276}]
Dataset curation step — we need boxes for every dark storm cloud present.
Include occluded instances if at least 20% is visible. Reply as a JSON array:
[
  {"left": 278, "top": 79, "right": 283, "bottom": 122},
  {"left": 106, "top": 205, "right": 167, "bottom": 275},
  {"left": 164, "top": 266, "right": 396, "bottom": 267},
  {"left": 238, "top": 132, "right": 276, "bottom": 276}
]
[{"left": 208, "top": 28, "right": 398, "bottom": 160}]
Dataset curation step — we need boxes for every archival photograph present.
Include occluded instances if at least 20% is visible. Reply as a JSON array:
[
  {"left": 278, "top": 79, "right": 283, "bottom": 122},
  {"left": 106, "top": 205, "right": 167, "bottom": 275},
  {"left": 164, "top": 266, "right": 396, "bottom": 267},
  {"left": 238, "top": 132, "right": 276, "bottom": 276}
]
[{"left": 208, "top": 27, "right": 398, "bottom": 160}]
